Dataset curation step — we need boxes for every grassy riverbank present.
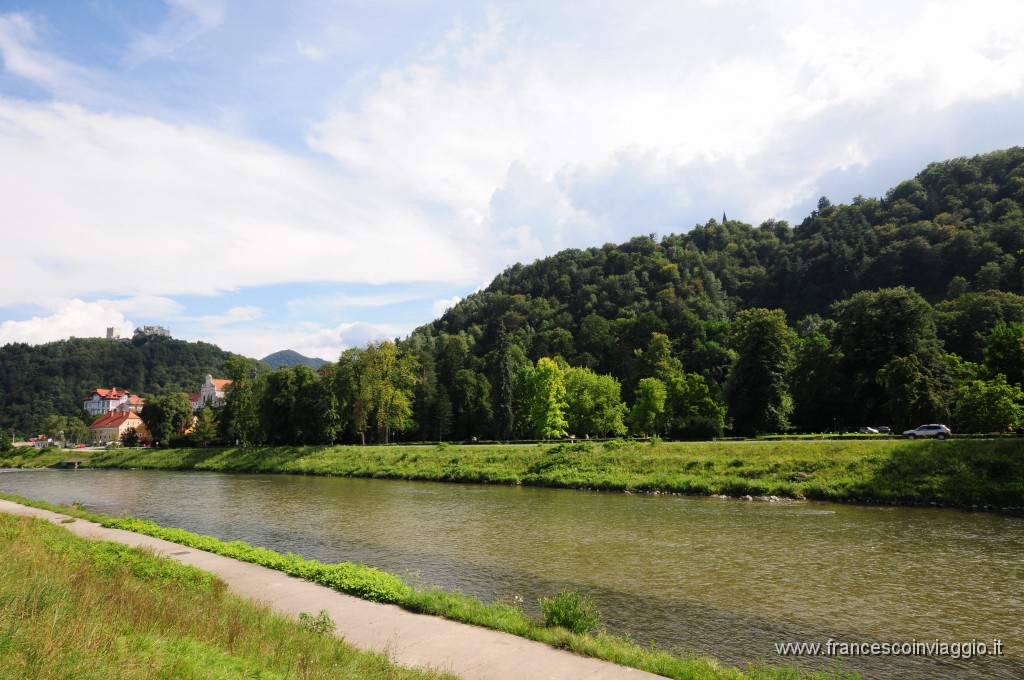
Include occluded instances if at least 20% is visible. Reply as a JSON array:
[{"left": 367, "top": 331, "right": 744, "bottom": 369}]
[
  {"left": 0, "top": 495, "right": 853, "bottom": 680},
  {"left": 0, "top": 511, "right": 454, "bottom": 680},
  {"left": 5, "top": 438, "right": 1024, "bottom": 507}
]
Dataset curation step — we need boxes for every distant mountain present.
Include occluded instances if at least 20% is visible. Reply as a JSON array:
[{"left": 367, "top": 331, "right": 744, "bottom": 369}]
[{"left": 261, "top": 349, "right": 327, "bottom": 371}]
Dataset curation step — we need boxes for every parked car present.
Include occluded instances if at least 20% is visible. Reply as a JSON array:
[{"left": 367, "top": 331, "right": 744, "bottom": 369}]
[
  {"left": 876, "top": 426, "right": 892, "bottom": 434},
  {"left": 858, "top": 426, "right": 879, "bottom": 434},
  {"left": 902, "top": 424, "right": 952, "bottom": 440}
]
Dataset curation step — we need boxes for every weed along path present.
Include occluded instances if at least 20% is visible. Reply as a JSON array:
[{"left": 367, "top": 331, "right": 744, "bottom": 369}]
[{"left": 0, "top": 499, "right": 659, "bottom": 680}]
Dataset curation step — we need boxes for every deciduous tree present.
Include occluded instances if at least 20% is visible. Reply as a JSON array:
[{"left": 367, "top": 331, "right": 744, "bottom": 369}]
[
  {"left": 954, "top": 375, "right": 1024, "bottom": 433},
  {"left": 563, "top": 366, "right": 627, "bottom": 437},
  {"left": 141, "top": 393, "right": 194, "bottom": 446},
  {"left": 527, "top": 357, "right": 569, "bottom": 439},
  {"left": 629, "top": 377, "right": 666, "bottom": 436},
  {"left": 724, "top": 308, "right": 795, "bottom": 436}
]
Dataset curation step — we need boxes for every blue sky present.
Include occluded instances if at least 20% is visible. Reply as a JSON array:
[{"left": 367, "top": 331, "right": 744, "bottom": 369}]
[{"left": 1, "top": 0, "right": 1023, "bottom": 360}]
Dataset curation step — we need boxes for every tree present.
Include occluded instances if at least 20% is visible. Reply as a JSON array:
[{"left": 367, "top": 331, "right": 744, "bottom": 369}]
[
  {"left": 876, "top": 355, "right": 950, "bottom": 429},
  {"left": 563, "top": 366, "right": 628, "bottom": 437},
  {"left": 260, "top": 367, "right": 298, "bottom": 444},
  {"left": 120, "top": 427, "right": 141, "bottom": 447},
  {"left": 834, "top": 287, "right": 942, "bottom": 373},
  {"left": 364, "top": 341, "right": 419, "bottom": 444},
  {"left": 141, "top": 393, "right": 194, "bottom": 445},
  {"left": 983, "top": 322, "right": 1024, "bottom": 387},
  {"left": 451, "top": 369, "right": 492, "bottom": 439},
  {"left": 833, "top": 287, "right": 943, "bottom": 422},
  {"left": 63, "top": 417, "right": 89, "bottom": 446},
  {"left": 635, "top": 332, "right": 683, "bottom": 384},
  {"left": 45, "top": 415, "right": 68, "bottom": 443},
  {"left": 665, "top": 373, "right": 726, "bottom": 439},
  {"left": 332, "top": 341, "right": 419, "bottom": 444},
  {"left": 293, "top": 365, "right": 341, "bottom": 444},
  {"left": 431, "top": 390, "right": 454, "bottom": 441},
  {"left": 0, "top": 429, "right": 13, "bottom": 453},
  {"left": 192, "top": 406, "right": 219, "bottom": 447},
  {"left": 789, "top": 325, "right": 847, "bottom": 432},
  {"left": 526, "top": 357, "right": 569, "bottom": 439},
  {"left": 724, "top": 308, "right": 795, "bottom": 436},
  {"left": 629, "top": 377, "right": 666, "bottom": 436},
  {"left": 221, "top": 357, "right": 263, "bottom": 447},
  {"left": 491, "top": 321, "right": 517, "bottom": 439},
  {"left": 954, "top": 375, "right": 1024, "bottom": 433}
]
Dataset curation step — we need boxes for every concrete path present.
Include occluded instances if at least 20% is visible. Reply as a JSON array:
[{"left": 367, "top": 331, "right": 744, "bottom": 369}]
[{"left": 0, "top": 499, "right": 662, "bottom": 680}]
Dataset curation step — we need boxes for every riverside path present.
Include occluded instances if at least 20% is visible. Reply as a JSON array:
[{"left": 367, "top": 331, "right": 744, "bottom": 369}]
[{"left": 0, "top": 499, "right": 662, "bottom": 680}]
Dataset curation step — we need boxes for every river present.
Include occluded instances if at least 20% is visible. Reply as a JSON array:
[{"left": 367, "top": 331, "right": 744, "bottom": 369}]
[{"left": 1, "top": 468, "right": 1020, "bottom": 679}]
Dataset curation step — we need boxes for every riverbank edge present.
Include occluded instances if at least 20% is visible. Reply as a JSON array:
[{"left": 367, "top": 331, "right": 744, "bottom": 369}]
[
  {"left": 0, "top": 492, "right": 851, "bottom": 680},
  {"left": 4, "top": 438, "right": 1023, "bottom": 510}
]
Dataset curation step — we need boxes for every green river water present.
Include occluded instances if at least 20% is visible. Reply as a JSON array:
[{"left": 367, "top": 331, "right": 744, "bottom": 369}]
[{"left": 1, "top": 468, "right": 1020, "bottom": 679}]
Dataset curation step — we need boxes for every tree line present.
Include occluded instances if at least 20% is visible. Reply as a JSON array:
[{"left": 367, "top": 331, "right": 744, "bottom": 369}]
[{"left": 148, "top": 284, "right": 1021, "bottom": 448}]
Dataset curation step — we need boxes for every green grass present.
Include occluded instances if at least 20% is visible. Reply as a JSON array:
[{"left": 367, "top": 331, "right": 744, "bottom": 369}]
[
  {"left": 7, "top": 438, "right": 1023, "bottom": 507},
  {"left": 0, "top": 512, "right": 454, "bottom": 680}
]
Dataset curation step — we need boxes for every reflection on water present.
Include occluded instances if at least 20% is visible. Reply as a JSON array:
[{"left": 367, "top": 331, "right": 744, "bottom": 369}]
[{"left": 2, "top": 468, "right": 1021, "bottom": 679}]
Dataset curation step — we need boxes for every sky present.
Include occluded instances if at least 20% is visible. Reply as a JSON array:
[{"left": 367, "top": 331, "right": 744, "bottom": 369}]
[{"left": 1, "top": 0, "right": 1022, "bottom": 361}]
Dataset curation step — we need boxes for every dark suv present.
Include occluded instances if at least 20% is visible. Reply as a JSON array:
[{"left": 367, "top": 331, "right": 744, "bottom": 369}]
[{"left": 902, "top": 424, "right": 952, "bottom": 440}]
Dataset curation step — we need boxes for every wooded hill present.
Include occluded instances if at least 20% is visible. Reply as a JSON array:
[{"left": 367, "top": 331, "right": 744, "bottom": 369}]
[
  {"left": 3, "top": 147, "right": 1024, "bottom": 443},
  {"left": 396, "top": 146, "right": 1024, "bottom": 439},
  {"left": 0, "top": 335, "right": 238, "bottom": 436}
]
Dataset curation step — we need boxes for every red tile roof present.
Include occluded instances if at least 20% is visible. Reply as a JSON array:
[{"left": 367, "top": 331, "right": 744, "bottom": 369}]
[
  {"left": 90, "top": 411, "right": 141, "bottom": 429},
  {"left": 211, "top": 379, "right": 232, "bottom": 390},
  {"left": 84, "top": 387, "right": 131, "bottom": 401}
]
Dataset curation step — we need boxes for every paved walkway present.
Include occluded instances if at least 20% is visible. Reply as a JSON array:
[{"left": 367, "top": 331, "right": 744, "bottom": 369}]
[{"left": 0, "top": 499, "right": 662, "bottom": 680}]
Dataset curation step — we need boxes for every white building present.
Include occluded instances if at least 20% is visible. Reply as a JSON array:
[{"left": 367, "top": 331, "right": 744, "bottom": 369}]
[
  {"left": 198, "top": 375, "right": 232, "bottom": 410},
  {"left": 82, "top": 388, "right": 145, "bottom": 417}
]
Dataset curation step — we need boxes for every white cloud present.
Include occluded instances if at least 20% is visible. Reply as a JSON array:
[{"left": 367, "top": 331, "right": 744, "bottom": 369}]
[
  {"left": 309, "top": 1, "right": 1024, "bottom": 245},
  {"left": 0, "top": 13, "right": 97, "bottom": 97},
  {"left": 286, "top": 292, "right": 423, "bottom": 315},
  {"left": 128, "top": 0, "right": 227, "bottom": 62},
  {"left": 197, "top": 320, "right": 410, "bottom": 361},
  {"left": 0, "top": 99, "right": 480, "bottom": 308},
  {"left": 0, "top": 300, "right": 133, "bottom": 346},
  {"left": 195, "top": 306, "right": 264, "bottom": 328},
  {"left": 432, "top": 296, "right": 462, "bottom": 317},
  {"left": 110, "top": 295, "right": 184, "bottom": 318},
  {"left": 297, "top": 43, "right": 326, "bottom": 61}
]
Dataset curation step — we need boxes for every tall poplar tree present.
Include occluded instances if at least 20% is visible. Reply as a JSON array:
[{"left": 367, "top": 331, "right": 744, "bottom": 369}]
[
  {"left": 492, "top": 322, "right": 517, "bottom": 439},
  {"left": 724, "top": 308, "right": 795, "bottom": 436}
]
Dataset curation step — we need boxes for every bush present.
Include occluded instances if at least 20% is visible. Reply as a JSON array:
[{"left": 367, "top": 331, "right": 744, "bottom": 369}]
[
  {"left": 299, "top": 610, "right": 337, "bottom": 636},
  {"left": 539, "top": 590, "right": 602, "bottom": 634}
]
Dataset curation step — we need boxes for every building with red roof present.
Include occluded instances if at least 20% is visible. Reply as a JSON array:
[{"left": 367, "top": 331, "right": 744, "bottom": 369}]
[{"left": 88, "top": 410, "right": 150, "bottom": 446}]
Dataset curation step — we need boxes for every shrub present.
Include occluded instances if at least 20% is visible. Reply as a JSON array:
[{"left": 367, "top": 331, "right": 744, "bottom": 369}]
[
  {"left": 299, "top": 610, "right": 337, "bottom": 636},
  {"left": 539, "top": 590, "right": 602, "bottom": 634}
]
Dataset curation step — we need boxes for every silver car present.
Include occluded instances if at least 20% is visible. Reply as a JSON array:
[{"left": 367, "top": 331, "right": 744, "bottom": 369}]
[{"left": 902, "top": 424, "right": 952, "bottom": 440}]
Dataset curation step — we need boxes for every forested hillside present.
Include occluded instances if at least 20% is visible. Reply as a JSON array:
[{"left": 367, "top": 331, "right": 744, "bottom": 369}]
[
  {"left": 5, "top": 147, "right": 1024, "bottom": 445},
  {"left": 0, "top": 335, "right": 238, "bottom": 436},
  {"left": 390, "top": 147, "right": 1024, "bottom": 439}
]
